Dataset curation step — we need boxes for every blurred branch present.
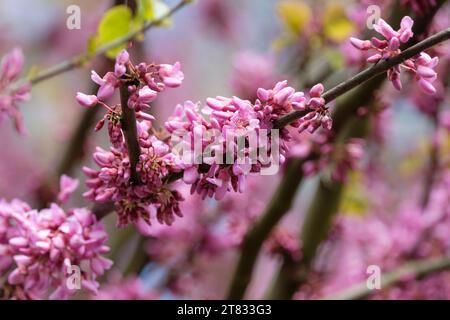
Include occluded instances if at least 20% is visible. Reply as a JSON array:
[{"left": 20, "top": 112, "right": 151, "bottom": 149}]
[
  {"left": 420, "top": 113, "right": 440, "bottom": 210},
  {"left": 12, "top": 0, "right": 190, "bottom": 88},
  {"left": 325, "top": 256, "right": 450, "bottom": 300},
  {"left": 420, "top": 62, "right": 450, "bottom": 209},
  {"left": 226, "top": 159, "right": 304, "bottom": 299}
]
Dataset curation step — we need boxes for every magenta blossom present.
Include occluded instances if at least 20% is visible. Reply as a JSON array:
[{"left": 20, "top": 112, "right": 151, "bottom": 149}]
[
  {"left": 350, "top": 16, "right": 439, "bottom": 94},
  {"left": 0, "top": 176, "right": 112, "bottom": 300}
]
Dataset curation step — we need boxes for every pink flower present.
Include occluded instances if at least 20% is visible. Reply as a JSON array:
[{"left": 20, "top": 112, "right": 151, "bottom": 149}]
[
  {"left": 57, "top": 175, "right": 79, "bottom": 204},
  {"left": 79, "top": 50, "right": 183, "bottom": 115},
  {"left": 350, "top": 15, "right": 439, "bottom": 95},
  {"left": 76, "top": 92, "right": 98, "bottom": 107},
  {"left": 158, "top": 62, "right": 184, "bottom": 88},
  {"left": 0, "top": 183, "right": 112, "bottom": 299},
  {"left": 83, "top": 125, "right": 184, "bottom": 229},
  {"left": 114, "top": 49, "right": 130, "bottom": 77},
  {"left": 414, "top": 52, "right": 439, "bottom": 94}
]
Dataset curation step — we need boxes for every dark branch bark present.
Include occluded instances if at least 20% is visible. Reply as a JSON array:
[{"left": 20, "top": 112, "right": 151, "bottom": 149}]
[{"left": 120, "top": 82, "right": 141, "bottom": 185}]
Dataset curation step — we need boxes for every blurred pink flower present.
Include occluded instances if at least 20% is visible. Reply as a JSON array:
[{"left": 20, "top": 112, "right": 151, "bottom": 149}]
[{"left": 0, "top": 48, "right": 30, "bottom": 134}]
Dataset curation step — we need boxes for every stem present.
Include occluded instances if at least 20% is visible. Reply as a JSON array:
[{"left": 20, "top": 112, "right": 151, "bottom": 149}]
[
  {"left": 12, "top": 0, "right": 190, "bottom": 88},
  {"left": 325, "top": 256, "right": 450, "bottom": 300},
  {"left": 120, "top": 83, "right": 141, "bottom": 185},
  {"left": 226, "top": 159, "right": 304, "bottom": 299},
  {"left": 274, "top": 27, "right": 450, "bottom": 129}
]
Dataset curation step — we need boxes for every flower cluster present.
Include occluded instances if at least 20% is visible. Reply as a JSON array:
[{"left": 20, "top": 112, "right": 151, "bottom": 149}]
[
  {"left": 80, "top": 49, "right": 330, "bottom": 230},
  {"left": 76, "top": 49, "right": 183, "bottom": 110},
  {"left": 0, "top": 48, "right": 31, "bottom": 134},
  {"left": 79, "top": 50, "right": 185, "bottom": 229},
  {"left": 0, "top": 176, "right": 112, "bottom": 300},
  {"left": 165, "top": 81, "right": 330, "bottom": 200},
  {"left": 350, "top": 16, "right": 439, "bottom": 94},
  {"left": 83, "top": 126, "right": 183, "bottom": 228}
]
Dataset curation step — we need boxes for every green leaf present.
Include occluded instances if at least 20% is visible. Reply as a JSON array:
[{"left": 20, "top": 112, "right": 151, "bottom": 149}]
[{"left": 95, "top": 5, "right": 132, "bottom": 59}]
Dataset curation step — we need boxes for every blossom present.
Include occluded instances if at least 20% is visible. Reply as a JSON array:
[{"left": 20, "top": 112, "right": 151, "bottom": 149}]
[
  {"left": 77, "top": 50, "right": 184, "bottom": 114},
  {"left": 0, "top": 176, "right": 112, "bottom": 300},
  {"left": 158, "top": 62, "right": 184, "bottom": 88},
  {"left": 57, "top": 174, "right": 79, "bottom": 204},
  {"left": 350, "top": 16, "right": 439, "bottom": 94},
  {"left": 76, "top": 92, "right": 98, "bottom": 107},
  {"left": 413, "top": 52, "right": 439, "bottom": 94},
  {"left": 0, "top": 48, "right": 31, "bottom": 134},
  {"left": 114, "top": 49, "right": 130, "bottom": 77},
  {"left": 81, "top": 49, "right": 329, "bottom": 230},
  {"left": 83, "top": 121, "right": 183, "bottom": 228},
  {"left": 165, "top": 80, "right": 330, "bottom": 200}
]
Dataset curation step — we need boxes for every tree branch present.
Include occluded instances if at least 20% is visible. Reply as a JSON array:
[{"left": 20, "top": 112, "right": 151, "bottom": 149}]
[
  {"left": 12, "top": 0, "right": 190, "bottom": 88},
  {"left": 274, "top": 27, "right": 450, "bottom": 129},
  {"left": 325, "top": 256, "right": 450, "bottom": 300},
  {"left": 120, "top": 81, "right": 141, "bottom": 185}
]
